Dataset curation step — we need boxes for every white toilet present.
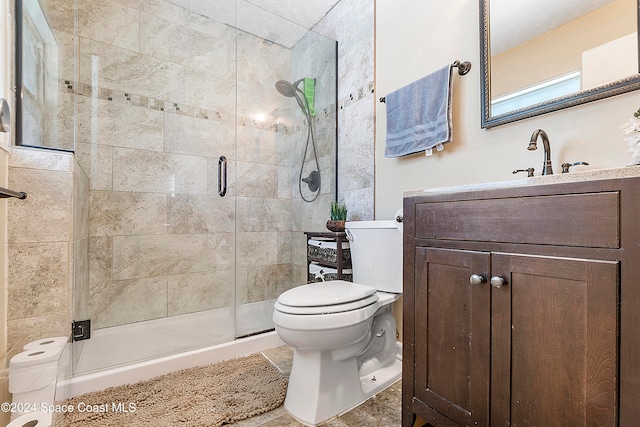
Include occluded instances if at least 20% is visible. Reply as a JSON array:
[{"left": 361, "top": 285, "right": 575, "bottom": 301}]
[{"left": 273, "top": 219, "right": 403, "bottom": 426}]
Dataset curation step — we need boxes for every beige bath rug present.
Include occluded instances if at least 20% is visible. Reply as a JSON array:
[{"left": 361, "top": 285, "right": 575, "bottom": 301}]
[{"left": 55, "top": 353, "right": 288, "bottom": 427}]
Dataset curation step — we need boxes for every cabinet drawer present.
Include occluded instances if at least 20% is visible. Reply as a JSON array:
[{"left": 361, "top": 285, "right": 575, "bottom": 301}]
[{"left": 415, "top": 191, "right": 619, "bottom": 248}]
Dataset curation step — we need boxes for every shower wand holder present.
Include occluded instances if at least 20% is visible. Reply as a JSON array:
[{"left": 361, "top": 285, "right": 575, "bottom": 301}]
[{"left": 302, "top": 170, "right": 320, "bottom": 192}]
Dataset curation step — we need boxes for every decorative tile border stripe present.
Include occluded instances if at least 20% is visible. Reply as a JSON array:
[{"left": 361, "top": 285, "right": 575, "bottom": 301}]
[
  {"left": 61, "top": 78, "right": 338, "bottom": 135},
  {"left": 338, "top": 81, "right": 375, "bottom": 111},
  {"left": 62, "top": 78, "right": 230, "bottom": 122}
]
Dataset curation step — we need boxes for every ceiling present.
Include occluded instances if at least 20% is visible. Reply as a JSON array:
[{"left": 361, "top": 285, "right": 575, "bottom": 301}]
[
  {"left": 490, "top": 0, "right": 615, "bottom": 55},
  {"left": 164, "top": 0, "right": 341, "bottom": 48}
]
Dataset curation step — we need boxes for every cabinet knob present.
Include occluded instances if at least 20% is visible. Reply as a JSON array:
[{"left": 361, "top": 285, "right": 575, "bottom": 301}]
[
  {"left": 490, "top": 276, "right": 505, "bottom": 289},
  {"left": 469, "top": 274, "right": 485, "bottom": 285}
]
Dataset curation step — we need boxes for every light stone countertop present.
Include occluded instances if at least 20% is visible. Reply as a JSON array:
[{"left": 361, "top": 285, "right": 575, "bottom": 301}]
[{"left": 404, "top": 166, "right": 640, "bottom": 198}]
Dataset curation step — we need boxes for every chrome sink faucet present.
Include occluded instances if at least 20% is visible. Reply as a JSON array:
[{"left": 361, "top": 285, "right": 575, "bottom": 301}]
[{"left": 528, "top": 129, "right": 553, "bottom": 175}]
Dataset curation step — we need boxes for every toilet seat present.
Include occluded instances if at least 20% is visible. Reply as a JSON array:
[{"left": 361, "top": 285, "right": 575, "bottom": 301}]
[{"left": 275, "top": 280, "right": 379, "bottom": 315}]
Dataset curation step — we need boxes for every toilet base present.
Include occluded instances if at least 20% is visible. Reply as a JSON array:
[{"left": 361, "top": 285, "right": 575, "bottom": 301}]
[{"left": 283, "top": 343, "right": 402, "bottom": 426}]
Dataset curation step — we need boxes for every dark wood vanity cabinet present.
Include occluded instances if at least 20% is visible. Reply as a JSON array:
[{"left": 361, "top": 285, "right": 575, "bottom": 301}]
[{"left": 403, "top": 177, "right": 640, "bottom": 427}]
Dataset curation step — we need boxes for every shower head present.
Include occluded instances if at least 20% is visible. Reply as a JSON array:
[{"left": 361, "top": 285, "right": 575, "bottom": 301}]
[{"left": 275, "top": 79, "right": 302, "bottom": 98}]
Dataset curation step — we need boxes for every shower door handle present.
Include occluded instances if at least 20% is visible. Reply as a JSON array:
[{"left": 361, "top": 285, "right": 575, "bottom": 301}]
[{"left": 218, "top": 156, "right": 227, "bottom": 197}]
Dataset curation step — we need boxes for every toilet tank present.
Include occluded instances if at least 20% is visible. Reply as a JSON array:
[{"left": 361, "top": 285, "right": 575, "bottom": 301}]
[{"left": 345, "top": 220, "right": 402, "bottom": 293}]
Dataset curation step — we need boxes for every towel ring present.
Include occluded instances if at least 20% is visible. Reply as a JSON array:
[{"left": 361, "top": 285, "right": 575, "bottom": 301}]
[{"left": 379, "top": 60, "right": 471, "bottom": 103}]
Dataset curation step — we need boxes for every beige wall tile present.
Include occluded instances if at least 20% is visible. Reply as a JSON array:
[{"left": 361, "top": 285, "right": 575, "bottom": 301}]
[
  {"left": 88, "top": 236, "right": 112, "bottom": 284},
  {"left": 73, "top": 162, "right": 90, "bottom": 241},
  {"left": 78, "top": 38, "right": 184, "bottom": 103},
  {"left": 245, "top": 264, "right": 293, "bottom": 304},
  {"left": 277, "top": 231, "right": 292, "bottom": 265},
  {"left": 237, "top": 126, "right": 277, "bottom": 164},
  {"left": 7, "top": 314, "right": 69, "bottom": 352},
  {"left": 75, "top": 143, "right": 114, "bottom": 191},
  {"left": 339, "top": 98, "right": 375, "bottom": 192},
  {"left": 141, "top": 12, "right": 235, "bottom": 75},
  {"left": 54, "top": 28, "right": 76, "bottom": 76},
  {"left": 292, "top": 232, "right": 308, "bottom": 267},
  {"left": 236, "top": 197, "right": 292, "bottom": 232},
  {"left": 112, "top": 233, "right": 223, "bottom": 280},
  {"left": 139, "top": 12, "right": 192, "bottom": 66},
  {"left": 76, "top": 98, "right": 164, "bottom": 150},
  {"left": 291, "top": 193, "right": 334, "bottom": 232},
  {"left": 7, "top": 242, "right": 69, "bottom": 320},
  {"left": 137, "top": 0, "right": 190, "bottom": 24},
  {"left": 237, "top": 30, "right": 292, "bottom": 88},
  {"left": 277, "top": 165, "right": 293, "bottom": 199},
  {"left": 341, "top": 188, "right": 375, "bottom": 221},
  {"left": 89, "top": 276, "right": 168, "bottom": 328},
  {"left": 167, "top": 270, "right": 234, "bottom": 316},
  {"left": 89, "top": 191, "right": 168, "bottom": 236},
  {"left": 237, "top": 232, "right": 278, "bottom": 268},
  {"left": 38, "top": 0, "right": 75, "bottom": 34},
  {"left": 9, "top": 147, "right": 73, "bottom": 171},
  {"left": 73, "top": 238, "right": 89, "bottom": 321},
  {"left": 184, "top": 67, "right": 235, "bottom": 115},
  {"left": 167, "top": 194, "right": 235, "bottom": 234},
  {"left": 208, "top": 233, "right": 235, "bottom": 271},
  {"left": 7, "top": 168, "right": 71, "bottom": 243},
  {"left": 292, "top": 264, "right": 307, "bottom": 286},
  {"left": 185, "top": 9, "right": 231, "bottom": 38},
  {"left": 164, "top": 113, "right": 234, "bottom": 158},
  {"left": 236, "top": 161, "right": 278, "bottom": 198},
  {"left": 77, "top": 0, "right": 140, "bottom": 52},
  {"left": 318, "top": 154, "right": 336, "bottom": 196},
  {"left": 112, "top": 147, "right": 208, "bottom": 194}
]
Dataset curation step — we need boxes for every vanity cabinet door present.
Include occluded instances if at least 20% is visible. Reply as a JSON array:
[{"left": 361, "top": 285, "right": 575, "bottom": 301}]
[
  {"left": 491, "top": 253, "right": 619, "bottom": 427},
  {"left": 413, "top": 247, "right": 490, "bottom": 426}
]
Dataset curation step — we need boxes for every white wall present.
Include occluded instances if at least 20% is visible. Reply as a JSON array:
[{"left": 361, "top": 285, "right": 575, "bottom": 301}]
[{"left": 375, "top": 0, "right": 639, "bottom": 219}]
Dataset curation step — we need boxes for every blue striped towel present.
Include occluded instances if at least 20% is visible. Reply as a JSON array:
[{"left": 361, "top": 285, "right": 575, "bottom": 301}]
[{"left": 384, "top": 65, "right": 453, "bottom": 157}]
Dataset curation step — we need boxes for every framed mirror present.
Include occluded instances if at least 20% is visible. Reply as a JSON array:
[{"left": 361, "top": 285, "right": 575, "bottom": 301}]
[{"left": 480, "top": 0, "right": 640, "bottom": 128}]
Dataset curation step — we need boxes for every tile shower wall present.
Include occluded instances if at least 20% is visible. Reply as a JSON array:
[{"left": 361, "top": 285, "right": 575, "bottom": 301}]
[
  {"left": 8, "top": 0, "right": 338, "bottom": 351},
  {"left": 6, "top": 147, "right": 87, "bottom": 351},
  {"left": 32, "top": 0, "right": 336, "bottom": 331},
  {"left": 289, "top": 31, "right": 339, "bottom": 279},
  {"left": 315, "top": 0, "right": 375, "bottom": 221},
  {"left": 73, "top": 0, "right": 295, "bottom": 329}
]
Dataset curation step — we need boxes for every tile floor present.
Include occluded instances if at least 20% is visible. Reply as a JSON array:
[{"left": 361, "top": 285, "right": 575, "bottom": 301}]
[{"left": 230, "top": 346, "right": 402, "bottom": 427}]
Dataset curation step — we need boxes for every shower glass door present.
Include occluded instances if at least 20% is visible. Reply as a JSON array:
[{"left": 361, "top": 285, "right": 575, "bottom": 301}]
[
  {"left": 25, "top": 0, "right": 339, "bottom": 374},
  {"left": 234, "top": 4, "right": 337, "bottom": 337},
  {"left": 67, "top": 0, "right": 240, "bottom": 374}
]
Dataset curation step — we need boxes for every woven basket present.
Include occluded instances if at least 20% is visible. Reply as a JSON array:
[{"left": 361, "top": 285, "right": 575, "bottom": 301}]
[{"left": 307, "top": 240, "right": 351, "bottom": 264}]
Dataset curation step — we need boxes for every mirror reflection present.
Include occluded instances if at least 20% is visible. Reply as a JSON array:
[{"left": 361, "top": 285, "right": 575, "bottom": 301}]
[
  {"left": 17, "top": 0, "right": 70, "bottom": 150},
  {"left": 482, "top": 0, "right": 640, "bottom": 127}
]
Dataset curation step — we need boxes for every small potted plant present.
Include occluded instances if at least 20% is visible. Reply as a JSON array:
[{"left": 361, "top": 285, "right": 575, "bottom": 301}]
[{"left": 327, "top": 201, "right": 348, "bottom": 232}]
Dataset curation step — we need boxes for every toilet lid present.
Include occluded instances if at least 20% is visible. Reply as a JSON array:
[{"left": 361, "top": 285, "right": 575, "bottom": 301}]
[{"left": 275, "top": 280, "right": 379, "bottom": 315}]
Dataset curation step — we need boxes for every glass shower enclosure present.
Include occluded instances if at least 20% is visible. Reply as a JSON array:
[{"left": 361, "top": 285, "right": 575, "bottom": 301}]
[{"left": 17, "top": 0, "right": 337, "bottom": 374}]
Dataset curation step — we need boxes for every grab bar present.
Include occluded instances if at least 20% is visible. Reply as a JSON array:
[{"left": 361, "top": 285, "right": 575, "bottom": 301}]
[
  {"left": 218, "top": 156, "right": 227, "bottom": 197},
  {"left": 0, "top": 186, "right": 27, "bottom": 199}
]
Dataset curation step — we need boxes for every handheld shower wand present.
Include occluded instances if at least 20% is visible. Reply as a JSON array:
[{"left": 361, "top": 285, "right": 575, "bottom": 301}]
[{"left": 275, "top": 78, "right": 321, "bottom": 202}]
